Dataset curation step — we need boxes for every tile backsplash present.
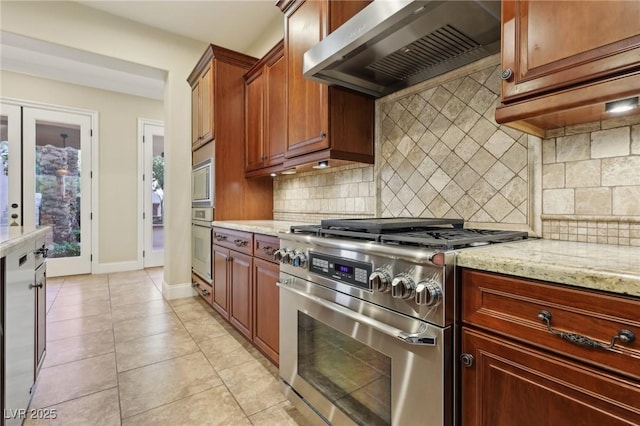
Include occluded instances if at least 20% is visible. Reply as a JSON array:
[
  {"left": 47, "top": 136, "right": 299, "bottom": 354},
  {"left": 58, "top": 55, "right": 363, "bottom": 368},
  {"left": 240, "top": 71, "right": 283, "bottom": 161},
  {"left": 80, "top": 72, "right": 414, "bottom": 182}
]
[
  {"left": 273, "top": 54, "right": 640, "bottom": 246},
  {"left": 541, "top": 116, "right": 640, "bottom": 246},
  {"left": 273, "top": 164, "right": 376, "bottom": 223},
  {"left": 376, "top": 62, "right": 536, "bottom": 231}
]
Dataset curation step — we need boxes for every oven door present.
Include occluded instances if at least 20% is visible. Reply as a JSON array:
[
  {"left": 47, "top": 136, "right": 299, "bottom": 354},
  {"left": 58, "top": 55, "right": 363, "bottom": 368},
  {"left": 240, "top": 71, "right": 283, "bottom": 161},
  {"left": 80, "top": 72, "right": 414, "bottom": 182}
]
[
  {"left": 278, "top": 273, "right": 452, "bottom": 426},
  {"left": 191, "top": 221, "right": 212, "bottom": 283}
]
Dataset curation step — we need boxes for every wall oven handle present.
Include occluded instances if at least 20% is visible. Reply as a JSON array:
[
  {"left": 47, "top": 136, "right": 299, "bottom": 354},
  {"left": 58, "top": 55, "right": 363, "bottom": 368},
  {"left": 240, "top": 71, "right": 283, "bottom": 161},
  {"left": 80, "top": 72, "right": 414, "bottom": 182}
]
[{"left": 277, "top": 281, "right": 437, "bottom": 346}]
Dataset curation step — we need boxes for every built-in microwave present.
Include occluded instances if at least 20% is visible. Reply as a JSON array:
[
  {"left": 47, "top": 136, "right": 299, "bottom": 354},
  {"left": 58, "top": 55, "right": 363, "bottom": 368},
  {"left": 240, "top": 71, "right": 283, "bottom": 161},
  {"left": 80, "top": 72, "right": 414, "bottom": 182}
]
[{"left": 192, "top": 158, "right": 214, "bottom": 208}]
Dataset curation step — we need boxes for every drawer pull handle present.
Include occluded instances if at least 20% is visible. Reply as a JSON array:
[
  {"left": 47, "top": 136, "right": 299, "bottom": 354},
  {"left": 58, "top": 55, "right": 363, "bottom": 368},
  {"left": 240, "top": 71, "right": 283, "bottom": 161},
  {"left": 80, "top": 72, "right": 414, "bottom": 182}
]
[
  {"left": 215, "top": 234, "right": 228, "bottom": 242},
  {"left": 537, "top": 310, "right": 636, "bottom": 350},
  {"left": 262, "top": 246, "right": 275, "bottom": 256},
  {"left": 234, "top": 239, "right": 248, "bottom": 247}
]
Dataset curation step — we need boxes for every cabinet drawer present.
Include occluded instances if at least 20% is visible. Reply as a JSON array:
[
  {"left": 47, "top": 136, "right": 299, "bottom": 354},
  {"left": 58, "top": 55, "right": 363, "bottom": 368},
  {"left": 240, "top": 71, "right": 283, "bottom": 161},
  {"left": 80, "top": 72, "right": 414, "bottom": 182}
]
[
  {"left": 191, "top": 273, "right": 212, "bottom": 305},
  {"left": 212, "top": 227, "right": 253, "bottom": 255},
  {"left": 253, "top": 234, "right": 279, "bottom": 263},
  {"left": 461, "top": 269, "right": 640, "bottom": 380}
]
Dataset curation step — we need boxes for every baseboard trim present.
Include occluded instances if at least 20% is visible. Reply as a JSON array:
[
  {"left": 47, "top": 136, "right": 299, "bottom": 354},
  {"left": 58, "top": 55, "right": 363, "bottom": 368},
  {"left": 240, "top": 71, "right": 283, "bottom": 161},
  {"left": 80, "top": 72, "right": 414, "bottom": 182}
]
[
  {"left": 162, "top": 280, "right": 197, "bottom": 300},
  {"left": 93, "top": 261, "right": 142, "bottom": 275}
]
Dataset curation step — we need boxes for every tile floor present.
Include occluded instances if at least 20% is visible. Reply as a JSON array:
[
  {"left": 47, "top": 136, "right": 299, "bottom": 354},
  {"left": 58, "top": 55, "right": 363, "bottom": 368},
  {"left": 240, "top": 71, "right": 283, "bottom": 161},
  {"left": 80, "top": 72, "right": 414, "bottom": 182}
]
[{"left": 25, "top": 267, "right": 308, "bottom": 425}]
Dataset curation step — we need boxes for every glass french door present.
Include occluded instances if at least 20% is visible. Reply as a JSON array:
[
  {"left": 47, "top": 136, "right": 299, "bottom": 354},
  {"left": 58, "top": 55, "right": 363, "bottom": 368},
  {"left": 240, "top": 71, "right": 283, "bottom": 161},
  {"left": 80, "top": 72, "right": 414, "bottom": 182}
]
[
  {"left": 0, "top": 103, "right": 22, "bottom": 227},
  {"left": 142, "top": 120, "right": 165, "bottom": 267},
  {"left": 22, "top": 107, "right": 93, "bottom": 277}
]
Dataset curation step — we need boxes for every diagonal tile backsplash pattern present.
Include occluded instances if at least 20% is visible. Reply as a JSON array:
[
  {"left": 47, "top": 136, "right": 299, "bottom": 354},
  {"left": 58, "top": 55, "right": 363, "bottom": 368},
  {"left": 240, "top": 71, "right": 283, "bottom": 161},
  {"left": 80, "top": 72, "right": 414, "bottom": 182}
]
[
  {"left": 377, "top": 63, "right": 530, "bottom": 226},
  {"left": 274, "top": 58, "right": 536, "bottom": 230}
]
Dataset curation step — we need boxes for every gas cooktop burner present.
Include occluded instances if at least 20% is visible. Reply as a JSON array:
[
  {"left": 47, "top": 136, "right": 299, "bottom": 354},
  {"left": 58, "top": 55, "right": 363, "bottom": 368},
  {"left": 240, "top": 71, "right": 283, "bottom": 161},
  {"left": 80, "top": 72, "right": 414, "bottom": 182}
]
[{"left": 290, "top": 217, "right": 528, "bottom": 250}]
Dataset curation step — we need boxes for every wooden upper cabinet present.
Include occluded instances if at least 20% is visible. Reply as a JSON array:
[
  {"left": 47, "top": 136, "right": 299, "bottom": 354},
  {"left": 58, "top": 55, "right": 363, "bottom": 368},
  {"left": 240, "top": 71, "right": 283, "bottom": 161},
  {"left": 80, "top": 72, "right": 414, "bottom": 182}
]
[
  {"left": 189, "top": 45, "right": 274, "bottom": 220},
  {"left": 496, "top": 0, "right": 640, "bottom": 136},
  {"left": 279, "top": 0, "right": 375, "bottom": 169},
  {"left": 245, "top": 40, "right": 286, "bottom": 177},
  {"left": 501, "top": 1, "right": 640, "bottom": 102},
  {"left": 190, "top": 60, "right": 214, "bottom": 150},
  {"left": 245, "top": 70, "right": 265, "bottom": 171},
  {"left": 200, "top": 63, "right": 214, "bottom": 145}
]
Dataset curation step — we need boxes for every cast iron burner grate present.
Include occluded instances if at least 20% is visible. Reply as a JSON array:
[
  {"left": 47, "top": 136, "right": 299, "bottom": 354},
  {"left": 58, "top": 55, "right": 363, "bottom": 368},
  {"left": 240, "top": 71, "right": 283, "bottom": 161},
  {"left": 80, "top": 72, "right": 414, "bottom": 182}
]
[
  {"left": 289, "top": 218, "right": 528, "bottom": 250},
  {"left": 379, "top": 228, "right": 528, "bottom": 250}
]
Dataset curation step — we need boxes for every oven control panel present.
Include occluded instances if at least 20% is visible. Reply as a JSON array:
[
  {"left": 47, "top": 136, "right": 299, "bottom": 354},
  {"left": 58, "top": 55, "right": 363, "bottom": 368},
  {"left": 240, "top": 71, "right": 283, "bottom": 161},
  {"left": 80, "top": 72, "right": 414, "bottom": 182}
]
[{"left": 308, "top": 252, "right": 373, "bottom": 291}]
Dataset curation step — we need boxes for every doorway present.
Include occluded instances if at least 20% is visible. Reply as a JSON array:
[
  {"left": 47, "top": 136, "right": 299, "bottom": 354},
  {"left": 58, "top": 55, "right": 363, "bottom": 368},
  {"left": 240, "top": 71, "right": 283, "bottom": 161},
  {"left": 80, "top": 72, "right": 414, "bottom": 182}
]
[
  {"left": 1, "top": 100, "right": 94, "bottom": 277},
  {"left": 139, "top": 119, "right": 164, "bottom": 268}
]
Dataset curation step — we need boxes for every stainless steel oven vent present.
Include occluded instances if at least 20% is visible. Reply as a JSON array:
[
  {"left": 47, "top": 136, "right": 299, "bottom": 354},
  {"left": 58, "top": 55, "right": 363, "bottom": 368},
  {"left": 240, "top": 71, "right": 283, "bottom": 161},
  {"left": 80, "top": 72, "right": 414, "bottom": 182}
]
[
  {"left": 367, "top": 25, "right": 480, "bottom": 81},
  {"left": 303, "top": 0, "right": 501, "bottom": 98}
]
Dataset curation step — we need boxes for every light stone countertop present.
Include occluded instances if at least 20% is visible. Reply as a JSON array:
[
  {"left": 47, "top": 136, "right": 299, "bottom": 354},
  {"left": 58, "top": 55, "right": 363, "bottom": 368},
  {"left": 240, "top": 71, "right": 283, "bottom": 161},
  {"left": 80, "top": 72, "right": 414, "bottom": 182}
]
[
  {"left": 211, "top": 220, "right": 311, "bottom": 237},
  {"left": 457, "top": 239, "right": 640, "bottom": 298},
  {"left": 0, "top": 226, "right": 52, "bottom": 258}
]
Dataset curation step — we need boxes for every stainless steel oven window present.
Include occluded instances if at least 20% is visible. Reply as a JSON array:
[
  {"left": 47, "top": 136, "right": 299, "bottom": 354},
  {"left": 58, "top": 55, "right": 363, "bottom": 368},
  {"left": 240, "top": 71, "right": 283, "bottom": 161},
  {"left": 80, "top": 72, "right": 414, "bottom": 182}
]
[{"left": 298, "top": 311, "right": 391, "bottom": 426}]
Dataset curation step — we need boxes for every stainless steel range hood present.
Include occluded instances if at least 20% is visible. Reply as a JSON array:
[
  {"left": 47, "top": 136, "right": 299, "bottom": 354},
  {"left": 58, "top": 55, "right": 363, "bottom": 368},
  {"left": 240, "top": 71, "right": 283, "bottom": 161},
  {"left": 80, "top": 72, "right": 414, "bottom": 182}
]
[{"left": 303, "top": 0, "right": 501, "bottom": 98}]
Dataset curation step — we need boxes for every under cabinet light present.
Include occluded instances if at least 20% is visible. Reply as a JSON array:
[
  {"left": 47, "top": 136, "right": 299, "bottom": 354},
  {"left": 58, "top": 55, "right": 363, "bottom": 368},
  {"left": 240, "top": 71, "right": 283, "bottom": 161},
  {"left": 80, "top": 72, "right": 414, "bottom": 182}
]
[
  {"left": 270, "top": 173, "right": 277, "bottom": 177},
  {"left": 313, "top": 161, "right": 330, "bottom": 169},
  {"left": 605, "top": 97, "right": 639, "bottom": 113},
  {"left": 281, "top": 168, "right": 297, "bottom": 175}
]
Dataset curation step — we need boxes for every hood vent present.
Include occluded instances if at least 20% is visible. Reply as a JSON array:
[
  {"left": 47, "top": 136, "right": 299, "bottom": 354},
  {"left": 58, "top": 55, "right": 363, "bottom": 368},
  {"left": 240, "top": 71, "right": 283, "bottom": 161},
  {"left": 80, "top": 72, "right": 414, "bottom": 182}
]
[
  {"left": 368, "top": 25, "right": 481, "bottom": 81},
  {"left": 303, "top": 0, "right": 501, "bottom": 98}
]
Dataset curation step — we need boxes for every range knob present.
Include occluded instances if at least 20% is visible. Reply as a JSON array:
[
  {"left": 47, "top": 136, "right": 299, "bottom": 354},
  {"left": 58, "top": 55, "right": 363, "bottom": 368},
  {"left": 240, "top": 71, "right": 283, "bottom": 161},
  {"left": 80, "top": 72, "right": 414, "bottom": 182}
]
[
  {"left": 273, "top": 248, "right": 287, "bottom": 263},
  {"left": 415, "top": 279, "right": 442, "bottom": 306},
  {"left": 391, "top": 274, "right": 416, "bottom": 299},
  {"left": 369, "top": 269, "right": 392, "bottom": 293},
  {"left": 292, "top": 252, "right": 307, "bottom": 267}
]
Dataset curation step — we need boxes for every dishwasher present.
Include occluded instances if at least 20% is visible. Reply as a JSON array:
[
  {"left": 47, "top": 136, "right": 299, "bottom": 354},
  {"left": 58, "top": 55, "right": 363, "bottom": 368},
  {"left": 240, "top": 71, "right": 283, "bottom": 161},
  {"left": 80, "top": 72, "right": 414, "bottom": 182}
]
[{"left": 5, "top": 239, "right": 36, "bottom": 425}]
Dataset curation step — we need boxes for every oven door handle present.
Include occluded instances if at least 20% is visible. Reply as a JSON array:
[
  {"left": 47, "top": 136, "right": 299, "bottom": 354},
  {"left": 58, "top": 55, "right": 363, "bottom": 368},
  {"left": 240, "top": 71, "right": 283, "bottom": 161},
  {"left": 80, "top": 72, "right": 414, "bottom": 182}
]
[{"left": 277, "top": 281, "right": 437, "bottom": 346}]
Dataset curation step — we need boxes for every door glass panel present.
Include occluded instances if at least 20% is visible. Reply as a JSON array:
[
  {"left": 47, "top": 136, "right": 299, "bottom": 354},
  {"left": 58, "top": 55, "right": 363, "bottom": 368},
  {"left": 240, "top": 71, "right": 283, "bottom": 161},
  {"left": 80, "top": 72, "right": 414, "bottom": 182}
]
[
  {"left": 35, "top": 121, "right": 81, "bottom": 259},
  {"left": 298, "top": 312, "right": 392, "bottom": 426},
  {"left": 151, "top": 134, "right": 164, "bottom": 251},
  {"left": 1, "top": 115, "right": 9, "bottom": 226}
]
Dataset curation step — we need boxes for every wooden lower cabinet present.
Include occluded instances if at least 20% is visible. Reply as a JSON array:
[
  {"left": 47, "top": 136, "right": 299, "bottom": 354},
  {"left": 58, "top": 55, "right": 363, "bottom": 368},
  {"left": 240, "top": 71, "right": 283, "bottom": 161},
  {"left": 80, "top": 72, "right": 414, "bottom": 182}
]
[
  {"left": 229, "top": 252, "right": 253, "bottom": 339},
  {"left": 253, "top": 258, "right": 280, "bottom": 365},
  {"left": 212, "top": 245, "right": 231, "bottom": 319},
  {"left": 211, "top": 229, "right": 280, "bottom": 365},
  {"left": 460, "top": 268, "right": 640, "bottom": 425},
  {"left": 461, "top": 328, "right": 640, "bottom": 426}
]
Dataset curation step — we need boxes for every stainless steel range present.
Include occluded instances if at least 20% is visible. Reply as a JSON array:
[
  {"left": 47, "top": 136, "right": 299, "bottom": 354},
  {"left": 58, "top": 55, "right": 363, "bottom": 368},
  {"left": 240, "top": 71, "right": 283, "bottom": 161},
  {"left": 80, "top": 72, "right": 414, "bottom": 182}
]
[{"left": 275, "top": 218, "right": 527, "bottom": 426}]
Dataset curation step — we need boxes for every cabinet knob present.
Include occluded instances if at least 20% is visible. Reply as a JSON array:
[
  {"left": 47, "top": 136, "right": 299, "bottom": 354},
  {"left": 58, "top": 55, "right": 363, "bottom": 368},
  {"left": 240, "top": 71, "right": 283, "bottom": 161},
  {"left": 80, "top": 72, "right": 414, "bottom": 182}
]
[
  {"left": 319, "top": 131, "right": 326, "bottom": 138},
  {"left": 460, "top": 353, "right": 474, "bottom": 367},
  {"left": 500, "top": 68, "right": 514, "bottom": 81}
]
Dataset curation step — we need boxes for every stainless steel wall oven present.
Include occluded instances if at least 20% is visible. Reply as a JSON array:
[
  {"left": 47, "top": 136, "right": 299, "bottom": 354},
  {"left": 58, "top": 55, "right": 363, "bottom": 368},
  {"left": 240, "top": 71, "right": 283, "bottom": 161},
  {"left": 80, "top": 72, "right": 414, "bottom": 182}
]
[{"left": 276, "top": 218, "right": 527, "bottom": 426}]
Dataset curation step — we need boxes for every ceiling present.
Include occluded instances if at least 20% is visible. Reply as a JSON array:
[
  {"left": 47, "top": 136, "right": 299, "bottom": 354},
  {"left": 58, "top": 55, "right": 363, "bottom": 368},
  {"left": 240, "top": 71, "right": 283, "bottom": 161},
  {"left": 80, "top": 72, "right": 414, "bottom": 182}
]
[
  {"left": 1, "top": 1, "right": 283, "bottom": 100},
  {"left": 76, "top": 1, "right": 284, "bottom": 52}
]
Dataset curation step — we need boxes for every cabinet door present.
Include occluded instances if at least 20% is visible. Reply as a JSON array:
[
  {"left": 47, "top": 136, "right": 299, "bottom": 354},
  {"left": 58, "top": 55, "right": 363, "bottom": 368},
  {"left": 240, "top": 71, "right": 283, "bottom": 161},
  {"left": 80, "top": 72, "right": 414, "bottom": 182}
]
[
  {"left": 253, "top": 258, "right": 279, "bottom": 365},
  {"left": 245, "top": 71, "right": 265, "bottom": 171},
  {"left": 212, "top": 245, "right": 230, "bottom": 319},
  {"left": 501, "top": 0, "right": 640, "bottom": 102},
  {"left": 285, "top": 0, "right": 329, "bottom": 157},
  {"left": 265, "top": 54, "right": 286, "bottom": 166},
  {"left": 229, "top": 251, "right": 253, "bottom": 339},
  {"left": 461, "top": 328, "right": 640, "bottom": 426},
  {"left": 191, "top": 83, "right": 200, "bottom": 146},
  {"left": 200, "top": 61, "right": 214, "bottom": 144}
]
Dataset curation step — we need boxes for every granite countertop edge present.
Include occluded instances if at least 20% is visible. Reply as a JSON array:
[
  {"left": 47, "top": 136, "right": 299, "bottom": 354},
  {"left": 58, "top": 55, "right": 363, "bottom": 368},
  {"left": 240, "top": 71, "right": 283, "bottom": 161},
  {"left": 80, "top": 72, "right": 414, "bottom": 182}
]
[
  {"left": 211, "top": 220, "right": 309, "bottom": 237},
  {"left": 457, "top": 239, "right": 640, "bottom": 298},
  {"left": 0, "top": 226, "right": 53, "bottom": 258}
]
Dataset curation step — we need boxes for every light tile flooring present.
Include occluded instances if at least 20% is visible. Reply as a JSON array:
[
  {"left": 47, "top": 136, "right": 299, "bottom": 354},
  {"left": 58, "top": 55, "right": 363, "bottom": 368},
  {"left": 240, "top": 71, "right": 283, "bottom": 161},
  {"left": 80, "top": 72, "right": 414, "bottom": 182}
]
[{"left": 26, "top": 268, "right": 307, "bottom": 425}]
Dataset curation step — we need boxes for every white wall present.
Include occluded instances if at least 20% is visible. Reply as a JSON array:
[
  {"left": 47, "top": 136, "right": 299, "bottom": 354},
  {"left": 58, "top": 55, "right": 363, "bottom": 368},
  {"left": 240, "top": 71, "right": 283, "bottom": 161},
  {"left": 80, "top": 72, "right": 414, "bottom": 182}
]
[
  {"left": 0, "top": 1, "right": 206, "bottom": 293},
  {"left": 245, "top": 14, "right": 284, "bottom": 58},
  {"left": 0, "top": 71, "right": 164, "bottom": 264}
]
